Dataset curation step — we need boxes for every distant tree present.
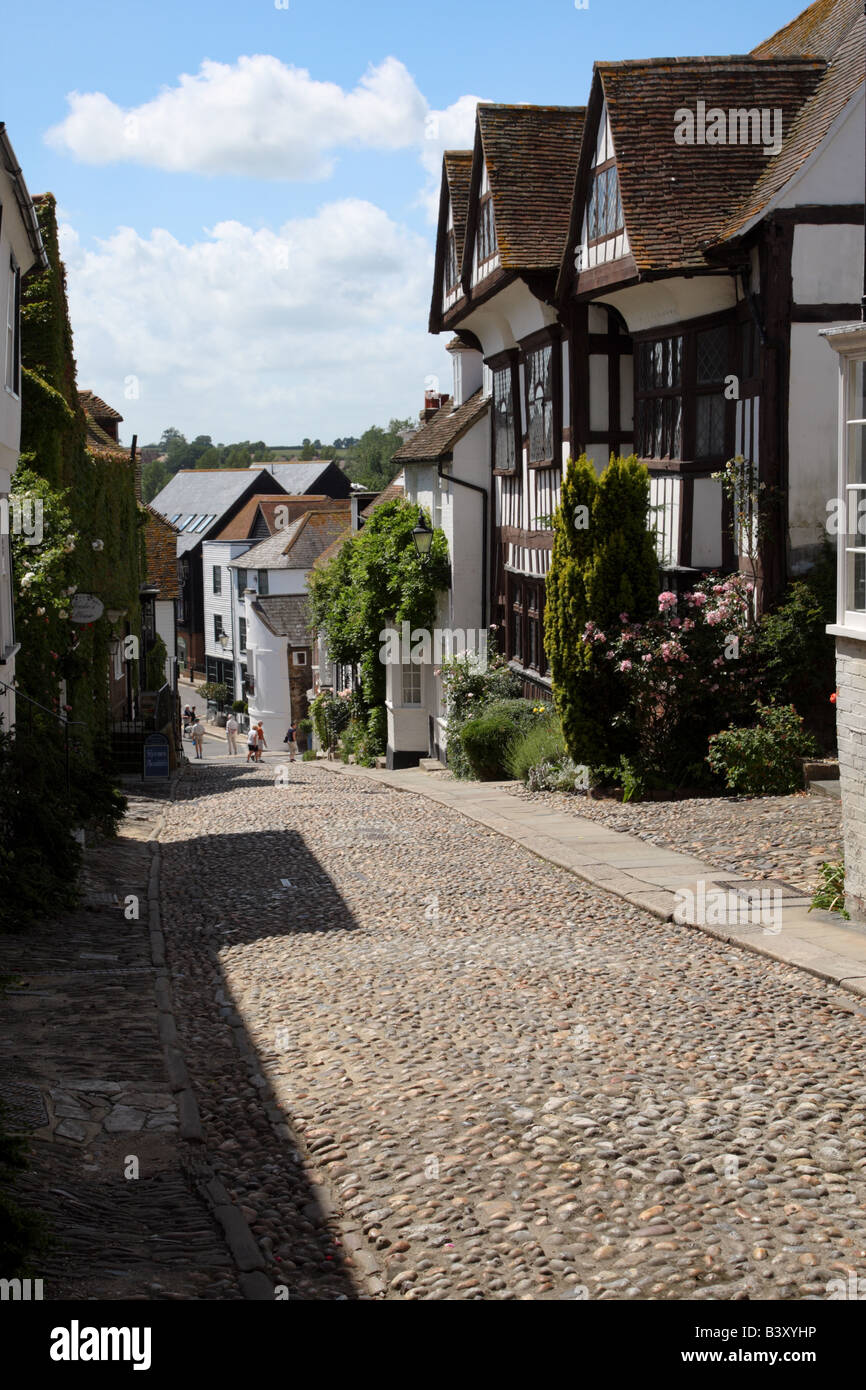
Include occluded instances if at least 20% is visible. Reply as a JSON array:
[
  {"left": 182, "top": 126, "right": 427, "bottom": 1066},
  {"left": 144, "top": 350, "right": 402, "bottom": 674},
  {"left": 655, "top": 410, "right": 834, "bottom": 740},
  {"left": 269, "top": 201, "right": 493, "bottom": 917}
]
[
  {"left": 333, "top": 438, "right": 344, "bottom": 450},
  {"left": 299, "top": 438, "right": 315, "bottom": 460},
  {"left": 343, "top": 421, "right": 410, "bottom": 490},
  {"left": 195, "top": 446, "right": 221, "bottom": 469},
  {"left": 142, "top": 457, "right": 170, "bottom": 503}
]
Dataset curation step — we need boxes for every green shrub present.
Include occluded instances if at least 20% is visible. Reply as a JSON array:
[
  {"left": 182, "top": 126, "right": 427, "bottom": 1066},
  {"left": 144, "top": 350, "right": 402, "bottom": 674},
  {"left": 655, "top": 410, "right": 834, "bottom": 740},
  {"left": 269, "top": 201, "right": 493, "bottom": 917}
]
[
  {"left": 302, "top": 749, "right": 316, "bottom": 762},
  {"left": 810, "top": 861, "right": 848, "bottom": 918},
  {"left": 144, "top": 635, "right": 167, "bottom": 691},
  {"left": 505, "top": 718, "right": 566, "bottom": 782},
  {"left": 231, "top": 699, "right": 247, "bottom": 714},
  {"left": 707, "top": 702, "right": 817, "bottom": 796},
  {"left": 460, "top": 699, "right": 550, "bottom": 780},
  {"left": 196, "top": 681, "right": 229, "bottom": 708},
  {"left": 756, "top": 548, "right": 836, "bottom": 745},
  {"left": 545, "top": 453, "right": 658, "bottom": 767},
  {"left": 441, "top": 640, "right": 522, "bottom": 778}
]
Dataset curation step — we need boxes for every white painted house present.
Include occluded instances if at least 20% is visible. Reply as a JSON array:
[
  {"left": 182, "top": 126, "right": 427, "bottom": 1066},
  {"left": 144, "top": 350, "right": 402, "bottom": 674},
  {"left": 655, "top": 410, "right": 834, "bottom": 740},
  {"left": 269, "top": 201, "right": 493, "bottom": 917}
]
[
  {"left": 228, "top": 506, "right": 350, "bottom": 749},
  {"left": 389, "top": 359, "right": 489, "bottom": 766},
  {"left": 0, "top": 125, "right": 47, "bottom": 732}
]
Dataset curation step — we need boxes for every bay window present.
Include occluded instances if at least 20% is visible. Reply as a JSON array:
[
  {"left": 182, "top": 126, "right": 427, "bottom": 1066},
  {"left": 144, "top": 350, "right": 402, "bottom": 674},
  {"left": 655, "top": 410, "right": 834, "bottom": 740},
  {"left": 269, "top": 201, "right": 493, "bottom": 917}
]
[{"left": 635, "top": 317, "right": 734, "bottom": 466}]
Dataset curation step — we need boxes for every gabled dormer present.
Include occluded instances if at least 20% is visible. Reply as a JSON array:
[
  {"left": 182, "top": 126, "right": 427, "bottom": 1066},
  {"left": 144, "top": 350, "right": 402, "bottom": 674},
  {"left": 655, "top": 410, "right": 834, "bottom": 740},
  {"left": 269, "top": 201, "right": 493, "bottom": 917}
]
[
  {"left": 575, "top": 101, "right": 628, "bottom": 274},
  {"left": 470, "top": 158, "right": 500, "bottom": 288},
  {"left": 429, "top": 151, "right": 472, "bottom": 333}
]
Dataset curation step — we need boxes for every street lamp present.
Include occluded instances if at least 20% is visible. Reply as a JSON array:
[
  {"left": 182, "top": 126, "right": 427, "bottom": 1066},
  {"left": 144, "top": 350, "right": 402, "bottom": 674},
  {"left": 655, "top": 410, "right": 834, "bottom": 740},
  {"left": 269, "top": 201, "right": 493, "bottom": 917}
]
[
  {"left": 218, "top": 632, "right": 229, "bottom": 650},
  {"left": 412, "top": 511, "right": 434, "bottom": 562}
]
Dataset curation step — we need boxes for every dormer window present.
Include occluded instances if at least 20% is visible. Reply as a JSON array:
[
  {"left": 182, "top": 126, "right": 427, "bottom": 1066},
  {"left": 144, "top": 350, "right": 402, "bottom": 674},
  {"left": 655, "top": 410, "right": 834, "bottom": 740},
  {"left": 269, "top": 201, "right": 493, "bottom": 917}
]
[
  {"left": 587, "top": 161, "right": 623, "bottom": 245},
  {"left": 477, "top": 193, "right": 497, "bottom": 269}
]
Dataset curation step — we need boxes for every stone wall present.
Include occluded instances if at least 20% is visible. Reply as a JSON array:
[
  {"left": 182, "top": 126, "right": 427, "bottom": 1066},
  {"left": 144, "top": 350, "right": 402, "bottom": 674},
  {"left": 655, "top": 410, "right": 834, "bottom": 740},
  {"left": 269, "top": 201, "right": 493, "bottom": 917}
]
[{"left": 835, "top": 636, "right": 866, "bottom": 918}]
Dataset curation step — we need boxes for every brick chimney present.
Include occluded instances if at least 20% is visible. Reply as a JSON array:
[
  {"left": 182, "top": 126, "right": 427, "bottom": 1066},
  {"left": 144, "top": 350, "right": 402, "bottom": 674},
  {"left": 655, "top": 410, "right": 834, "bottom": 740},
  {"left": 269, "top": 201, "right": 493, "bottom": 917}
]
[{"left": 420, "top": 389, "right": 450, "bottom": 424}]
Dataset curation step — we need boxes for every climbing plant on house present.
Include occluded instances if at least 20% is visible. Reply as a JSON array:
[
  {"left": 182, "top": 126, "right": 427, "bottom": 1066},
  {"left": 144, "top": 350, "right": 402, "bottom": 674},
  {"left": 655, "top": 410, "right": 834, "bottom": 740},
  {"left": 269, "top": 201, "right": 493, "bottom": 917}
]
[{"left": 308, "top": 499, "right": 450, "bottom": 754}]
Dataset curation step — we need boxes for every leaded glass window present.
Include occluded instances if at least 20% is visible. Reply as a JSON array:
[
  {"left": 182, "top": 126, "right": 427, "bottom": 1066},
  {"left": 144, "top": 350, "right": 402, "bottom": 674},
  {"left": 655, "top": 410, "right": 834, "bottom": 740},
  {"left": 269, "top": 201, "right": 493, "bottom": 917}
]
[
  {"left": 493, "top": 366, "right": 516, "bottom": 472},
  {"left": 477, "top": 197, "right": 497, "bottom": 267},
  {"left": 527, "top": 345, "right": 554, "bottom": 464}
]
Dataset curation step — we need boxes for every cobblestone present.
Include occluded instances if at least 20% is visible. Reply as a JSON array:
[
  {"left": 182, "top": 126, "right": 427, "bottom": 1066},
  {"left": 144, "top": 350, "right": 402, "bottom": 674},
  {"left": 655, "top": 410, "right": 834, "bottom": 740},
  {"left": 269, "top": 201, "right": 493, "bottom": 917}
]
[
  {"left": 157, "top": 760, "right": 866, "bottom": 1300},
  {"left": 506, "top": 785, "right": 842, "bottom": 893}
]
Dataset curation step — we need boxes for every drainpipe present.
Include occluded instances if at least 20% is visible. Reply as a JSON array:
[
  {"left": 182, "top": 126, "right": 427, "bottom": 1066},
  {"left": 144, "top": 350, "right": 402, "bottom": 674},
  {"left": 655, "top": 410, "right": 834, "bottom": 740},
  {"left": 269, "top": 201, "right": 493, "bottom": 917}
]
[{"left": 435, "top": 462, "right": 488, "bottom": 630}]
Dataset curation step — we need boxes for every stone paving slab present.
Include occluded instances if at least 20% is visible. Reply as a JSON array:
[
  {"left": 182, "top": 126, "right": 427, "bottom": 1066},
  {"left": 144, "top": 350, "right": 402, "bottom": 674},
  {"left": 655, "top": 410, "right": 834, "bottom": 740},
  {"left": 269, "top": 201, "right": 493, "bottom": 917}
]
[{"left": 327, "top": 762, "right": 866, "bottom": 1004}]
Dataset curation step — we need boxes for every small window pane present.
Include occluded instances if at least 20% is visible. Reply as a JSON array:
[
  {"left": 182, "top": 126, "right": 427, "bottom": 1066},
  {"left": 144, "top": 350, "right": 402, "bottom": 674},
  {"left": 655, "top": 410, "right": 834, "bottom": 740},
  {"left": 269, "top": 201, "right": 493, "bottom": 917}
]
[
  {"left": 847, "top": 424, "right": 866, "bottom": 485},
  {"left": 697, "top": 326, "right": 728, "bottom": 384},
  {"left": 849, "top": 362, "right": 866, "bottom": 423},
  {"left": 212, "top": 566, "right": 221, "bottom": 594},
  {"left": 847, "top": 548, "right": 866, "bottom": 612},
  {"left": 696, "top": 395, "right": 726, "bottom": 458},
  {"left": 258, "top": 570, "right": 269, "bottom": 596}
]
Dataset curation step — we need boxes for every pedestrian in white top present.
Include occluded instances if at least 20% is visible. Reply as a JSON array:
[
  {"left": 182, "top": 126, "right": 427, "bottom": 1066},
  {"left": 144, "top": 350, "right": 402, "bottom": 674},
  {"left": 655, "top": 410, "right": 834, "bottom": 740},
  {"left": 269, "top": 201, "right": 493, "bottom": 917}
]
[
  {"left": 226, "top": 714, "right": 239, "bottom": 755},
  {"left": 191, "top": 719, "right": 205, "bottom": 759},
  {"left": 246, "top": 726, "right": 259, "bottom": 763}
]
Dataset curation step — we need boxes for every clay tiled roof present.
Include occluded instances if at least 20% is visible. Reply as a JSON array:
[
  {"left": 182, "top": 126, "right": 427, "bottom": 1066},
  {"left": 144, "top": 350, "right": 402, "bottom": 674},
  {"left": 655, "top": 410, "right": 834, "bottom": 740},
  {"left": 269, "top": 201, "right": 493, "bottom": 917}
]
[
  {"left": 391, "top": 390, "right": 489, "bottom": 465},
  {"left": 211, "top": 494, "right": 344, "bottom": 542},
  {"left": 84, "top": 414, "right": 124, "bottom": 454},
  {"left": 594, "top": 56, "right": 825, "bottom": 272},
  {"left": 467, "top": 105, "right": 585, "bottom": 275},
  {"left": 79, "top": 389, "right": 123, "bottom": 422},
  {"left": 723, "top": 10, "right": 865, "bottom": 240},
  {"left": 142, "top": 506, "right": 180, "bottom": 598},
  {"left": 444, "top": 151, "right": 473, "bottom": 267},
  {"left": 359, "top": 478, "right": 404, "bottom": 519},
  {"left": 751, "top": 0, "right": 861, "bottom": 58}
]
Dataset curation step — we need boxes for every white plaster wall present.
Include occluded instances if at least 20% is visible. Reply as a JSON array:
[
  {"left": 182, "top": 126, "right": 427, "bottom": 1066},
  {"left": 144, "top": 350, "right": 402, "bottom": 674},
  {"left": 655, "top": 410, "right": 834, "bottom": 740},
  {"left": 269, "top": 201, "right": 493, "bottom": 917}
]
[
  {"left": 778, "top": 88, "right": 864, "bottom": 209},
  {"left": 691, "top": 477, "right": 723, "bottom": 569},
  {"left": 244, "top": 593, "right": 291, "bottom": 751},
  {"left": 792, "top": 223, "right": 862, "bottom": 305},
  {"left": 605, "top": 275, "right": 739, "bottom": 335},
  {"left": 155, "top": 599, "right": 175, "bottom": 683}
]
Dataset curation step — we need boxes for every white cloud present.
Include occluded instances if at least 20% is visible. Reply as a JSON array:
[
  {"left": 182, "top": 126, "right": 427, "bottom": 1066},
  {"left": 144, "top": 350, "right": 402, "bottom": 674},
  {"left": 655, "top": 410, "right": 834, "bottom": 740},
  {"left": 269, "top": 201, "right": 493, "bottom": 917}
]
[
  {"left": 59, "top": 201, "right": 451, "bottom": 444},
  {"left": 48, "top": 55, "right": 432, "bottom": 180},
  {"left": 417, "top": 94, "right": 484, "bottom": 219}
]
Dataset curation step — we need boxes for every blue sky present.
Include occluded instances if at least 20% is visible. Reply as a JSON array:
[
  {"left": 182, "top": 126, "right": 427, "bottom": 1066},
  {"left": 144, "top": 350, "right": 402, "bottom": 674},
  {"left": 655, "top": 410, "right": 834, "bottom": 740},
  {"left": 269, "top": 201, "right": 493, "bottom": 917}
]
[{"left": 4, "top": 0, "right": 803, "bottom": 446}]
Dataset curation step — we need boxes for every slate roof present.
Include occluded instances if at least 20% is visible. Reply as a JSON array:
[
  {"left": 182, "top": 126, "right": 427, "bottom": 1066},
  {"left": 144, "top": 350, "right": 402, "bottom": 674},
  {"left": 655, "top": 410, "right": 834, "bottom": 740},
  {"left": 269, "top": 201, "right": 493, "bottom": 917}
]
[
  {"left": 464, "top": 105, "right": 585, "bottom": 276},
  {"left": 580, "top": 56, "right": 824, "bottom": 275},
  {"left": 247, "top": 461, "right": 346, "bottom": 493},
  {"left": 227, "top": 509, "right": 351, "bottom": 571},
  {"left": 149, "top": 468, "right": 286, "bottom": 554},
  {"left": 391, "top": 390, "right": 489, "bottom": 465},
  {"left": 252, "top": 594, "right": 312, "bottom": 645}
]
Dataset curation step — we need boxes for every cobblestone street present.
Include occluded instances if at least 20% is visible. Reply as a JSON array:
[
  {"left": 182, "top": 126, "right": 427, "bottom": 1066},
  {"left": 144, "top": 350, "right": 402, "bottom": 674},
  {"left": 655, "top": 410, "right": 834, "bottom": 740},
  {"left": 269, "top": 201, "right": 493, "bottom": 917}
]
[{"left": 158, "top": 760, "right": 866, "bottom": 1300}]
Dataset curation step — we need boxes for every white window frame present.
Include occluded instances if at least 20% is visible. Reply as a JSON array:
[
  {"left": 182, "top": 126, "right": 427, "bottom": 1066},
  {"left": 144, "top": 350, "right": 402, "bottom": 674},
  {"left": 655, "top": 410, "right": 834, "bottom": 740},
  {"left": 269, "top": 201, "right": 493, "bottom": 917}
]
[
  {"left": 400, "top": 662, "right": 422, "bottom": 706},
  {"left": 824, "top": 330, "right": 866, "bottom": 635}
]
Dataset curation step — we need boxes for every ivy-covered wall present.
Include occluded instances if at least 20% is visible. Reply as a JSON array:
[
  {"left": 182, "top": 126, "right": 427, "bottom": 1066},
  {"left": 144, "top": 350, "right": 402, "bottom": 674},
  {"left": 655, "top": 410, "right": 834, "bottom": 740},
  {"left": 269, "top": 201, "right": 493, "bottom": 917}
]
[{"left": 11, "top": 192, "right": 142, "bottom": 834}]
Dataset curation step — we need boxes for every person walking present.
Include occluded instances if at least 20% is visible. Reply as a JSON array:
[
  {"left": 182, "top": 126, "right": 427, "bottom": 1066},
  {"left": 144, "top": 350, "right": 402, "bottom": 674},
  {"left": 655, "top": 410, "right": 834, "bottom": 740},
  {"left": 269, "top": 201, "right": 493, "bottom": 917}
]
[
  {"left": 191, "top": 717, "right": 205, "bottom": 760},
  {"left": 225, "top": 712, "right": 239, "bottom": 755},
  {"left": 283, "top": 721, "right": 297, "bottom": 762},
  {"left": 246, "top": 724, "right": 259, "bottom": 763},
  {"left": 254, "top": 722, "right": 267, "bottom": 762}
]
